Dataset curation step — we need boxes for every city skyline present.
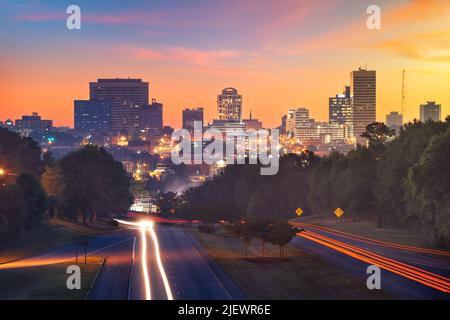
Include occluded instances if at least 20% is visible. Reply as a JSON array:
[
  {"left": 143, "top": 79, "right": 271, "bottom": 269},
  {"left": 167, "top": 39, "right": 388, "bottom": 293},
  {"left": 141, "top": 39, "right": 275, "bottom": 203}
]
[{"left": 1, "top": 0, "right": 449, "bottom": 128}]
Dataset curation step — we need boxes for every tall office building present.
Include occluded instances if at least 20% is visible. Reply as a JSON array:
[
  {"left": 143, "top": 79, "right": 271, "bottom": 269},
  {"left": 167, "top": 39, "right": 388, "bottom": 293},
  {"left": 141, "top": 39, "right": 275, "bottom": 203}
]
[
  {"left": 74, "top": 100, "right": 111, "bottom": 132},
  {"left": 294, "top": 108, "right": 311, "bottom": 128},
  {"left": 420, "top": 101, "right": 441, "bottom": 122},
  {"left": 182, "top": 107, "right": 204, "bottom": 134},
  {"left": 140, "top": 99, "right": 163, "bottom": 135},
  {"left": 386, "top": 111, "right": 403, "bottom": 134},
  {"left": 217, "top": 88, "right": 242, "bottom": 120},
  {"left": 329, "top": 86, "right": 353, "bottom": 138},
  {"left": 286, "top": 110, "right": 295, "bottom": 136},
  {"left": 89, "top": 78, "right": 149, "bottom": 133},
  {"left": 351, "top": 68, "right": 376, "bottom": 144}
]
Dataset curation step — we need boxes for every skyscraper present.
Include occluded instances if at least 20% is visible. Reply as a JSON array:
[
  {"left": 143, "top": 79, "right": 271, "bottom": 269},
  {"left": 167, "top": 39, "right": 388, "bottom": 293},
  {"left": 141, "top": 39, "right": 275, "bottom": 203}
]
[
  {"left": 420, "top": 101, "right": 441, "bottom": 122},
  {"left": 351, "top": 68, "right": 376, "bottom": 144},
  {"left": 89, "top": 78, "right": 149, "bottom": 133},
  {"left": 140, "top": 99, "right": 163, "bottom": 135},
  {"left": 329, "top": 86, "right": 353, "bottom": 138},
  {"left": 182, "top": 107, "right": 204, "bottom": 134},
  {"left": 294, "top": 108, "right": 311, "bottom": 129},
  {"left": 217, "top": 88, "right": 242, "bottom": 120},
  {"left": 386, "top": 111, "right": 403, "bottom": 134},
  {"left": 74, "top": 100, "right": 111, "bottom": 132}
]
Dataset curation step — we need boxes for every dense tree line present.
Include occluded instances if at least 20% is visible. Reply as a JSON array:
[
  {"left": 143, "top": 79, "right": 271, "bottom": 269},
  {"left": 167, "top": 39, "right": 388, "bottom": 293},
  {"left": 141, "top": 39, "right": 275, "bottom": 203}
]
[
  {"left": 42, "top": 145, "right": 133, "bottom": 225},
  {"left": 0, "top": 128, "right": 133, "bottom": 236},
  {"left": 178, "top": 119, "right": 450, "bottom": 248}
]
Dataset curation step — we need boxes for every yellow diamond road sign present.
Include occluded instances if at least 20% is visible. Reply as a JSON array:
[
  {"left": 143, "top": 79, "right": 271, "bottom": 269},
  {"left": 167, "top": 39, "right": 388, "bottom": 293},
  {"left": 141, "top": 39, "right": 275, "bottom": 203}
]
[
  {"left": 295, "top": 208, "right": 303, "bottom": 216},
  {"left": 334, "top": 207, "right": 344, "bottom": 218}
]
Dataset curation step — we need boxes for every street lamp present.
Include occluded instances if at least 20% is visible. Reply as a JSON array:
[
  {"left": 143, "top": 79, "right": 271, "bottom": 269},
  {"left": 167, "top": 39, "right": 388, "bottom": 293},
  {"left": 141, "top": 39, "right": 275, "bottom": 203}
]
[{"left": 0, "top": 168, "right": 5, "bottom": 175}]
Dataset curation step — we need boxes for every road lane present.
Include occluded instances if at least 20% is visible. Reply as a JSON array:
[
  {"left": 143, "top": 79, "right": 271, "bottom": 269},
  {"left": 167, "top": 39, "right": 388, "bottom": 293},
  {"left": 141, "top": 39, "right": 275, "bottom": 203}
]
[
  {"left": 88, "top": 237, "right": 134, "bottom": 300},
  {"left": 291, "top": 224, "right": 450, "bottom": 299},
  {"left": 156, "top": 225, "right": 245, "bottom": 300},
  {"left": 114, "top": 220, "right": 245, "bottom": 300}
]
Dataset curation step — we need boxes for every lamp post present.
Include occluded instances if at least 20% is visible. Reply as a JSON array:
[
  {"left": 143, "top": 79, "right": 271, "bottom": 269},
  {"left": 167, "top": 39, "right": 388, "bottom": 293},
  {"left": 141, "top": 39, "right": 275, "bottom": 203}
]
[
  {"left": 0, "top": 168, "right": 6, "bottom": 187},
  {"left": 0, "top": 169, "right": 17, "bottom": 187}
]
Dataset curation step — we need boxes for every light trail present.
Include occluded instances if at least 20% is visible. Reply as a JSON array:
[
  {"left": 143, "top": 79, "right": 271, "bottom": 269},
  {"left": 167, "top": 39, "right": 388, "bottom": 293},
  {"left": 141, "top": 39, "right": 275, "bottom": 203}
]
[
  {"left": 298, "top": 231, "right": 450, "bottom": 293},
  {"left": 140, "top": 225, "right": 152, "bottom": 300},
  {"left": 148, "top": 221, "right": 174, "bottom": 300},
  {"left": 294, "top": 222, "right": 450, "bottom": 257},
  {"left": 115, "top": 218, "right": 173, "bottom": 300}
]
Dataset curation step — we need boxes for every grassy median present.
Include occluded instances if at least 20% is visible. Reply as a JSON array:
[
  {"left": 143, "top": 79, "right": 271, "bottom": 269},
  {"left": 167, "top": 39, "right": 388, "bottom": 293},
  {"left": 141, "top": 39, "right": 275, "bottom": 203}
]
[{"left": 192, "top": 228, "right": 394, "bottom": 300}]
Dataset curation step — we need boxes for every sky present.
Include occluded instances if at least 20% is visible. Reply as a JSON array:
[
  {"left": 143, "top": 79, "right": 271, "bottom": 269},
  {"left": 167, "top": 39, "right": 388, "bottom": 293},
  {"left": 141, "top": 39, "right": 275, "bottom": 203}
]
[{"left": 0, "top": 0, "right": 449, "bottom": 128}]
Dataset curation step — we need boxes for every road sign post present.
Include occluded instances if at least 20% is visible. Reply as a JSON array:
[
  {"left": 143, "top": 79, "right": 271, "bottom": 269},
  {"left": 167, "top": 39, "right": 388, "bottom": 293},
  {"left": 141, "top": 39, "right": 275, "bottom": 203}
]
[
  {"left": 84, "top": 241, "right": 88, "bottom": 264},
  {"left": 75, "top": 241, "right": 78, "bottom": 263}
]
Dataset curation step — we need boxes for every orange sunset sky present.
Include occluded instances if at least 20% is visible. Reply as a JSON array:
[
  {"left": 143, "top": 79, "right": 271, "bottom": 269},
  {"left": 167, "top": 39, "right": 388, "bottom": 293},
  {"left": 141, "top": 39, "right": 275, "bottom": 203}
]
[{"left": 0, "top": 0, "right": 449, "bottom": 128}]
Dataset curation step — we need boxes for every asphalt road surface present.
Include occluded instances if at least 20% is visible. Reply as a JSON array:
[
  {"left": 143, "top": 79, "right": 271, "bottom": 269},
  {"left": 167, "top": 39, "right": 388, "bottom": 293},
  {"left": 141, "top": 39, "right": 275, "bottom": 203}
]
[
  {"left": 291, "top": 223, "right": 450, "bottom": 299},
  {"left": 90, "top": 223, "right": 245, "bottom": 300}
]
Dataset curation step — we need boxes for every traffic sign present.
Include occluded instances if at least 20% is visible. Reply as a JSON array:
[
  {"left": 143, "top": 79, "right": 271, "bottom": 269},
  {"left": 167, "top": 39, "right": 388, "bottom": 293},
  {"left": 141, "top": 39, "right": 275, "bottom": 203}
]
[
  {"left": 334, "top": 207, "right": 344, "bottom": 218},
  {"left": 170, "top": 208, "right": 176, "bottom": 214},
  {"left": 295, "top": 208, "right": 303, "bottom": 216}
]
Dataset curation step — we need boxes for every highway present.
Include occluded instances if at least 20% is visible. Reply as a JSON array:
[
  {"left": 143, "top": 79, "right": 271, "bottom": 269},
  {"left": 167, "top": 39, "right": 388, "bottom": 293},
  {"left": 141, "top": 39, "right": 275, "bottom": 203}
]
[
  {"left": 291, "top": 222, "right": 450, "bottom": 299},
  {"left": 1, "top": 218, "right": 449, "bottom": 300},
  {"left": 0, "top": 221, "right": 245, "bottom": 300},
  {"left": 111, "top": 220, "right": 245, "bottom": 300}
]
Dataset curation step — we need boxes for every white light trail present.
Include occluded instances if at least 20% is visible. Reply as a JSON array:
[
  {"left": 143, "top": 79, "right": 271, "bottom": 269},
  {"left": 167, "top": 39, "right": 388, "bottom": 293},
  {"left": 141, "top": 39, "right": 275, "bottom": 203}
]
[
  {"left": 114, "top": 218, "right": 173, "bottom": 300},
  {"left": 148, "top": 221, "right": 174, "bottom": 300},
  {"left": 140, "top": 225, "right": 152, "bottom": 300}
]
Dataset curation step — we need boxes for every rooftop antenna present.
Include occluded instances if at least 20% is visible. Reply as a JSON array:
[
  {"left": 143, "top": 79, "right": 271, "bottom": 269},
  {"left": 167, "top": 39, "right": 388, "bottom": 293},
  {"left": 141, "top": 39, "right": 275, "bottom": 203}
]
[{"left": 401, "top": 70, "right": 406, "bottom": 122}]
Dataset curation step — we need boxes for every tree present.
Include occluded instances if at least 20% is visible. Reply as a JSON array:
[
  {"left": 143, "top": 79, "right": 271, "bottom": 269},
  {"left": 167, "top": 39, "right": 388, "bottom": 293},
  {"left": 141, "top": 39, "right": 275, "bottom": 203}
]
[
  {"left": 155, "top": 191, "right": 179, "bottom": 216},
  {"left": 227, "top": 221, "right": 254, "bottom": 257},
  {"left": 58, "top": 145, "right": 133, "bottom": 224},
  {"left": 41, "top": 165, "right": 65, "bottom": 218},
  {"left": 0, "top": 185, "right": 25, "bottom": 235},
  {"left": 362, "top": 122, "right": 396, "bottom": 146},
  {"left": 266, "top": 221, "right": 298, "bottom": 257},
  {"left": 0, "top": 128, "right": 43, "bottom": 176},
  {"left": 406, "top": 128, "right": 450, "bottom": 248},
  {"left": 376, "top": 120, "right": 448, "bottom": 227},
  {"left": 16, "top": 173, "right": 48, "bottom": 230}
]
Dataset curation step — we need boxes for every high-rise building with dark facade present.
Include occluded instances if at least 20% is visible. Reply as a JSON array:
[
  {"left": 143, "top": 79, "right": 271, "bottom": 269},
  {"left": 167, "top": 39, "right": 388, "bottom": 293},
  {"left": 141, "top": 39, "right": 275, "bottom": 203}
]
[
  {"left": 89, "top": 78, "right": 149, "bottom": 133},
  {"left": 351, "top": 68, "right": 376, "bottom": 144},
  {"left": 182, "top": 107, "right": 204, "bottom": 134},
  {"left": 420, "top": 101, "right": 441, "bottom": 122},
  {"left": 140, "top": 99, "right": 163, "bottom": 135},
  {"left": 15, "top": 112, "right": 53, "bottom": 132},
  {"left": 217, "top": 87, "right": 242, "bottom": 120},
  {"left": 329, "top": 86, "right": 353, "bottom": 138},
  {"left": 74, "top": 100, "right": 111, "bottom": 132}
]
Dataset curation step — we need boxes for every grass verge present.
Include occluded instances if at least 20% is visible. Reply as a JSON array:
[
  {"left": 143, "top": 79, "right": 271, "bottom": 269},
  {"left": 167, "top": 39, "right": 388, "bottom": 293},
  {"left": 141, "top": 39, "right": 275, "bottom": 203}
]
[
  {"left": 192, "top": 229, "right": 394, "bottom": 300},
  {"left": 0, "top": 257, "right": 103, "bottom": 299},
  {"left": 292, "top": 215, "right": 431, "bottom": 248},
  {"left": 0, "top": 218, "right": 117, "bottom": 264}
]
